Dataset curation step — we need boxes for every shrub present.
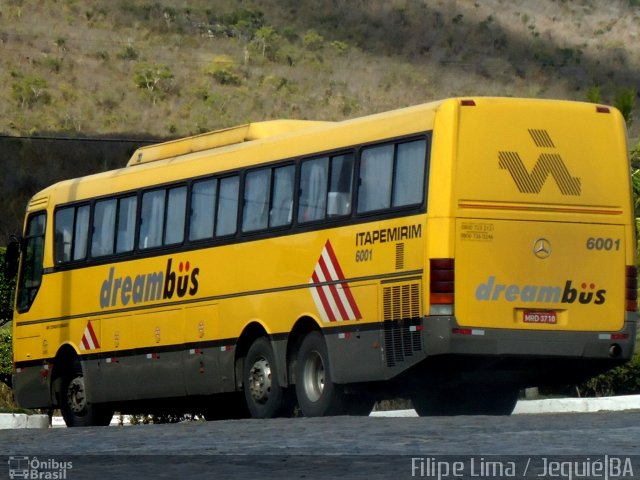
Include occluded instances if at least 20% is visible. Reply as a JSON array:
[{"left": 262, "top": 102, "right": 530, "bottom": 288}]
[
  {"left": 220, "top": 8, "right": 265, "bottom": 40},
  {"left": 0, "top": 248, "right": 16, "bottom": 327},
  {"left": 11, "top": 75, "right": 51, "bottom": 109},
  {"left": 303, "top": 29, "right": 324, "bottom": 51},
  {"left": 211, "top": 68, "right": 242, "bottom": 86},
  {"left": 613, "top": 88, "right": 635, "bottom": 125},
  {"left": 118, "top": 45, "right": 139, "bottom": 61},
  {"left": 578, "top": 347, "right": 640, "bottom": 397},
  {"left": 133, "top": 63, "right": 175, "bottom": 103},
  {"left": 0, "top": 328, "right": 11, "bottom": 380},
  {"left": 331, "top": 40, "right": 350, "bottom": 55},
  {"left": 205, "top": 56, "right": 242, "bottom": 86},
  {"left": 586, "top": 86, "right": 602, "bottom": 104}
]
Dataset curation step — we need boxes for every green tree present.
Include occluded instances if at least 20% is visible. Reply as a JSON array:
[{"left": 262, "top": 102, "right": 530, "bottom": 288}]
[
  {"left": 11, "top": 75, "right": 51, "bottom": 109},
  {"left": 222, "top": 8, "right": 265, "bottom": 40},
  {"left": 252, "top": 26, "right": 280, "bottom": 60},
  {"left": 133, "top": 63, "right": 175, "bottom": 104}
]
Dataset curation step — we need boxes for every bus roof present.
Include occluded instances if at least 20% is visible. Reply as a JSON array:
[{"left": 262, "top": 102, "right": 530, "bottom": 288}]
[
  {"left": 127, "top": 120, "right": 331, "bottom": 166},
  {"left": 28, "top": 97, "right": 623, "bottom": 211},
  {"left": 32, "top": 99, "right": 446, "bottom": 208}
]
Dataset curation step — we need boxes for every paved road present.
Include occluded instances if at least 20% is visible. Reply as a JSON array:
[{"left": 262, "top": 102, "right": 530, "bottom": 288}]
[{"left": 1, "top": 412, "right": 639, "bottom": 479}]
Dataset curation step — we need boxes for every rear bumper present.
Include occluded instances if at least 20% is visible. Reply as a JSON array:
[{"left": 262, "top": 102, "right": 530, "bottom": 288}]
[{"left": 423, "top": 313, "right": 637, "bottom": 361}]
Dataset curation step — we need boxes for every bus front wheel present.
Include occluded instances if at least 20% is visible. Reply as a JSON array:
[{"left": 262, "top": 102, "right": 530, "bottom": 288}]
[
  {"left": 295, "top": 331, "right": 348, "bottom": 416},
  {"left": 243, "top": 337, "right": 294, "bottom": 418},
  {"left": 59, "top": 367, "right": 113, "bottom": 427}
]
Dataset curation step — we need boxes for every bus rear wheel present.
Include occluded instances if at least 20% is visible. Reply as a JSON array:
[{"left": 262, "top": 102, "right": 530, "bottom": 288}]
[
  {"left": 243, "top": 337, "right": 294, "bottom": 418},
  {"left": 59, "top": 368, "right": 113, "bottom": 427},
  {"left": 295, "top": 331, "right": 349, "bottom": 416}
]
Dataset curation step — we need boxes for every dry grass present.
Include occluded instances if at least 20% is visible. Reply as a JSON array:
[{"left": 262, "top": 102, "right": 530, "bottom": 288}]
[
  {"left": 0, "top": 383, "right": 17, "bottom": 412},
  {"left": 0, "top": 0, "right": 639, "bottom": 139}
]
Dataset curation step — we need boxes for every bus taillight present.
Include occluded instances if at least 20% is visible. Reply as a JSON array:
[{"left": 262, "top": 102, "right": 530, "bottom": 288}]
[
  {"left": 626, "top": 265, "right": 637, "bottom": 312},
  {"left": 430, "top": 258, "right": 454, "bottom": 315}
]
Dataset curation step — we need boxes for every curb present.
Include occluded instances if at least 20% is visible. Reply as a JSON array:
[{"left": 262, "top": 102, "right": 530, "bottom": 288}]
[
  {"left": 0, "top": 413, "right": 50, "bottom": 429},
  {"left": 512, "top": 393, "right": 640, "bottom": 415},
  {"left": 2, "top": 395, "right": 639, "bottom": 428},
  {"left": 370, "top": 394, "right": 640, "bottom": 417}
]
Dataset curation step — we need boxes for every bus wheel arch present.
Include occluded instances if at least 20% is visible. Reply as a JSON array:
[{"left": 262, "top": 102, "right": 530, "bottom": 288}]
[
  {"left": 234, "top": 322, "right": 270, "bottom": 390},
  {"left": 51, "top": 345, "right": 113, "bottom": 427},
  {"left": 50, "top": 344, "right": 81, "bottom": 408},
  {"left": 295, "top": 330, "right": 349, "bottom": 416},
  {"left": 236, "top": 322, "right": 295, "bottom": 418},
  {"left": 287, "top": 316, "right": 322, "bottom": 385}
]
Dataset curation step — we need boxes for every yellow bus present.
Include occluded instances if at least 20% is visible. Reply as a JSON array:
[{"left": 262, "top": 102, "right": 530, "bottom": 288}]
[{"left": 8, "top": 97, "right": 637, "bottom": 426}]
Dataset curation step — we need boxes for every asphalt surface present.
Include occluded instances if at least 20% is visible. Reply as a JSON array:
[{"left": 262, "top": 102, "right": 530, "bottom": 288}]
[{"left": 1, "top": 412, "right": 639, "bottom": 479}]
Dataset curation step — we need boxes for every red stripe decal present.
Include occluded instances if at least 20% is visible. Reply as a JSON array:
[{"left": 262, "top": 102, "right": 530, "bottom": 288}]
[
  {"left": 312, "top": 271, "right": 337, "bottom": 322},
  {"left": 87, "top": 321, "right": 100, "bottom": 348},
  {"left": 309, "top": 239, "right": 362, "bottom": 322},
  {"left": 317, "top": 255, "right": 349, "bottom": 320},
  {"left": 340, "top": 282, "right": 362, "bottom": 319}
]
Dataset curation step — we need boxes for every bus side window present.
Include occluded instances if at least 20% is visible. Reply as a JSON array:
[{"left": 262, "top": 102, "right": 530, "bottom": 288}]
[
  {"left": 116, "top": 196, "right": 137, "bottom": 253},
  {"left": 139, "top": 189, "right": 166, "bottom": 249},
  {"left": 357, "top": 144, "right": 394, "bottom": 213},
  {"left": 17, "top": 212, "right": 46, "bottom": 313},
  {"left": 243, "top": 168, "right": 271, "bottom": 232},
  {"left": 189, "top": 179, "right": 217, "bottom": 241},
  {"left": 91, "top": 199, "right": 117, "bottom": 257},
  {"left": 269, "top": 165, "right": 294, "bottom": 227},
  {"left": 73, "top": 205, "right": 90, "bottom": 260},
  {"left": 327, "top": 153, "right": 354, "bottom": 217},
  {"left": 216, "top": 176, "right": 239, "bottom": 236},
  {"left": 393, "top": 140, "right": 427, "bottom": 207},
  {"left": 299, "top": 157, "right": 329, "bottom": 223},
  {"left": 165, "top": 186, "right": 187, "bottom": 245},
  {"left": 54, "top": 207, "right": 74, "bottom": 264}
]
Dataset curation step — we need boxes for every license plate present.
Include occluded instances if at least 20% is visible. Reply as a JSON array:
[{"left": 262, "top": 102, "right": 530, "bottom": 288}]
[{"left": 523, "top": 310, "right": 558, "bottom": 324}]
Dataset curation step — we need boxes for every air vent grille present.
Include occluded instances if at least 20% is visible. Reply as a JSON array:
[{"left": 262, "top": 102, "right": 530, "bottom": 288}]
[{"left": 382, "top": 282, "right": 422, "bottom": 367}]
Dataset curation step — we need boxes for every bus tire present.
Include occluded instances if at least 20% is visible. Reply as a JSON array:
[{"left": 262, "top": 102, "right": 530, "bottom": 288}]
[
  {"left": 243, "top": 337, "right": 294, "bottom": 418},
  {"left": 59, "top": 366, "right": 113, "bottom": 427},
  {"left": 295, "top": 331, "right": 347, "bottom": 417}
]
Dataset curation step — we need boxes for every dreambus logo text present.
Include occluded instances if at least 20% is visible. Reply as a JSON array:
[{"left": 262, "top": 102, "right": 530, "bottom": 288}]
[
  {"left": 100, "top": 258, "right": 200, "bottom": 309},
  {"left": 476, "top": 276, "right": 606, "bottom": 305}
]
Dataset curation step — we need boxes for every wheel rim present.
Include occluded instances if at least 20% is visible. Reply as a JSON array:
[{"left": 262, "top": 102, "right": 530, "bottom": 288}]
[
  {"left": 66, "top": 376, "right": 87, "bottom": 415},
  {"left": 248, "top": 356, "right": 272, "bottom": 404},
  {"left": 302, "top": 350, "right": 325, "bottom": 403}
]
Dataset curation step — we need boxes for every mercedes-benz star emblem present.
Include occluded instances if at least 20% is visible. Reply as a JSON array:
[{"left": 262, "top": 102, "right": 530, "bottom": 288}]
[{"left": 533, "top": 238, "right": 552, "bottom": 259}]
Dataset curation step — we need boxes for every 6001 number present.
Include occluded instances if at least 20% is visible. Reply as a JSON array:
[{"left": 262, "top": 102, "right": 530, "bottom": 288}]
[
  {"left": 586, "top": 237, "right": 620, "bottom": 251},
  {"left": 355, "top": 249, "right": 373, "bottom": 262}
]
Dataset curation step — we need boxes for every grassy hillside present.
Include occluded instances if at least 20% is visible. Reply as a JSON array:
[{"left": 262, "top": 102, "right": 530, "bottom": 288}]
[
  {"left": 1, "top": 0, "right": 639, "bottom": 139},
  {"left": 1, "top": 0, "right": 639, "bottom": 238}
]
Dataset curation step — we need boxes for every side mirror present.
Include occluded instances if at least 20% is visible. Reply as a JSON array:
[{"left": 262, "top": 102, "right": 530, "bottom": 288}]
[{"left": 3, "top": 238, "right": 21, "bottom": 280}]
